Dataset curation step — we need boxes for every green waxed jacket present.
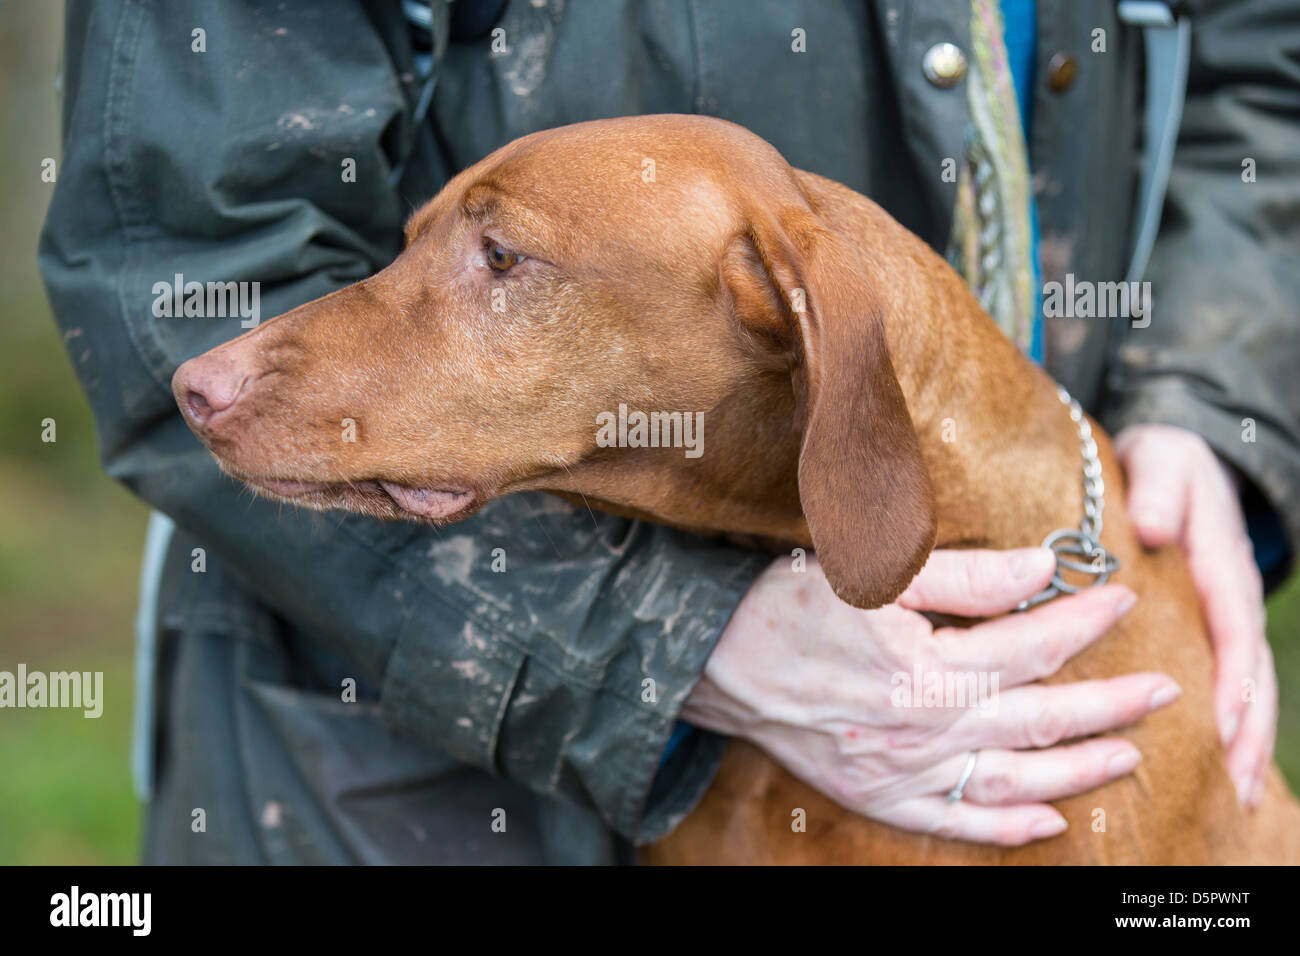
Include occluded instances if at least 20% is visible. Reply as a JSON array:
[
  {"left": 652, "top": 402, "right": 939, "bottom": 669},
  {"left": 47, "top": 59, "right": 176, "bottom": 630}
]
[{"left": 39, "top": 0, "right": 1300, "bottom": 863}]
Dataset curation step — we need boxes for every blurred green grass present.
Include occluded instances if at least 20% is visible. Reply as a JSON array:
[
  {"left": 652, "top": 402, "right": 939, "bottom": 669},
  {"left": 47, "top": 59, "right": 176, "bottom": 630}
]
[
  {"left": 0, "top": 295, "right": 148, "bottom": 865},
  {"left": 0, "top": 0, "right": 146, "bottom": 865},
  {"left": 1271, "top": 579, "right": 1300, "bottom": 789},
  {"left": 0, "top": 0, "right": 1296, "bottom": 867}
]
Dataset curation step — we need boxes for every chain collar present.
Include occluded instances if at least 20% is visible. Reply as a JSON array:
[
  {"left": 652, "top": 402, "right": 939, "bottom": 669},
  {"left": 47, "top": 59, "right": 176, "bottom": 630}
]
[{"left": 1016, "top": 387, "right": 1122, "bottom": 612}]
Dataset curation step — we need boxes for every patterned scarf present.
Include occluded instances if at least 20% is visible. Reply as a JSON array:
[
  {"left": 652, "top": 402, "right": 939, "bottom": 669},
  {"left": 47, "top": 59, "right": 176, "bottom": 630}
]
[{"left": 948, "top": 0, "right": 1036, "bottom": 354}]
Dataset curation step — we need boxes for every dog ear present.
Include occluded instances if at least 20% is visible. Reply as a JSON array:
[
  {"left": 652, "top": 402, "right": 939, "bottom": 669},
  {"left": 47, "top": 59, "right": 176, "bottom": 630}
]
[{"left": 721, "top": 208, "right": 936, "bottom": 609}]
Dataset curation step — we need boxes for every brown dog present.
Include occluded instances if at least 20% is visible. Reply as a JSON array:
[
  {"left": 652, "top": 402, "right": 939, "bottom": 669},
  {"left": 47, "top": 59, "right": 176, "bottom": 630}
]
[{"left": 172, "top": 114, "right": 1300, "bottom": 864}]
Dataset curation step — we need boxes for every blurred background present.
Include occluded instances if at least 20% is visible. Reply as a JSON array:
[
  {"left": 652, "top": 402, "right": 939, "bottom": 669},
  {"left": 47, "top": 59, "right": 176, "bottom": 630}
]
[
  {"left": 1, "top": 1, "right": 1298, "bottom": 865},
  {"left": 2, "top": 2, "right": 145, "bottom": 864}
]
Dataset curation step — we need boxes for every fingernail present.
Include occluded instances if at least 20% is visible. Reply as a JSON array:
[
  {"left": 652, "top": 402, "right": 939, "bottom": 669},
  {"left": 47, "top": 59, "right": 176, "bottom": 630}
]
[
  {"left": 1249, "top": 775, "right": 1266, "bottom": 809},
  {"left": 1115, "top": 589, "right": 1137, "bottom": 617},
  {"left": 1220, "top": 711, "right": 1240, "bottom": 747},
  {"left": 1235, "top": 775, "right": 1252, "bottom": 807},
  {"left": 1012, "top": 548, "right": 1054, "bottom": 582},
  {"left": 1107, "top": 749, "right": 1141, "bottom": 777},
  {"left": 1150, "top": 683, "right": 1182, "bottom": 710},
  {"left": 1030, "top": 816, "right": 1068, "bottom": 840}
]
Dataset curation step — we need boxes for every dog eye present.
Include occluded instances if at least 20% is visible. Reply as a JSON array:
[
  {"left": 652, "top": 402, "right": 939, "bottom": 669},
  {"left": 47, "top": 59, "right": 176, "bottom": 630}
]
[{"left": 484, "top": 240, "right": 523, "bottom": 272}]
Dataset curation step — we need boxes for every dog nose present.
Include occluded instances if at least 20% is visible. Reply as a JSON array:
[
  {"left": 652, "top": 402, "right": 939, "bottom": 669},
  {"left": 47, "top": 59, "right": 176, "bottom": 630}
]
[{"left": 172, "top": 354, "right": 249, "bottom": 428}]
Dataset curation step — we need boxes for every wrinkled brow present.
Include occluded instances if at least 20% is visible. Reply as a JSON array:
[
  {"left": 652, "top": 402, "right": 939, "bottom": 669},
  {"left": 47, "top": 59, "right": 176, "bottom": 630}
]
[
  {"left": 460, "top": 182, "right": 505, "bottom": 222},
  {"left": 403, "top": 182, "right": 506, "bottom": 247}
]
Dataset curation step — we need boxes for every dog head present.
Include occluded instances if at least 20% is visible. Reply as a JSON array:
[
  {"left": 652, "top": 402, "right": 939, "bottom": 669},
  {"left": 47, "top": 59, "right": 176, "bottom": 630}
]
[{"left": 173, "top": 114, "right": 934, "bottom": 607}]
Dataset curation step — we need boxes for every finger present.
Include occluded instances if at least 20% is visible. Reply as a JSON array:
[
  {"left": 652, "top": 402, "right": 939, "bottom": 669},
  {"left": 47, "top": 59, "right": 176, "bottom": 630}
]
[
  {"left": 897, "top": 547, "right": 1056, "bottom": 617},
  {"left": 1117, "top": 428, "right": 1192, "bottom": 547},
  {"left": 951, "top": 673, "right": 1181, "bottom": 751},
  {"left": 871, "top": 796, "right": 1067, "bottom": 847},
  {"left": 1182, "top": 472, "right": 1267, "bottom": 747},
  {"left": 915, "top": 740, "right": 1142, "bottom": 806},
  {"left": 1225, "top": 639, "right": 1279, "bottom": 808},
  {"left": 933, "top": 583, "right": 1136, "bottom": 688}
]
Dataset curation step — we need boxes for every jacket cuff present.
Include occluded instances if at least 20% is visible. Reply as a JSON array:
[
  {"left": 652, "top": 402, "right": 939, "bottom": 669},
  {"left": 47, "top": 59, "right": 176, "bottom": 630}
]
[
  {"left": 496, "top": 542, "right": 765, "bottom": 846},
  {"left": 380, "top": 586, "right": 525, "bottom": 771},
  {"left": 378, "top": 525, "right": 766, "bottom": 846},
  {"left": 616, "top": 555, "right": 761, "bottom": 844}
]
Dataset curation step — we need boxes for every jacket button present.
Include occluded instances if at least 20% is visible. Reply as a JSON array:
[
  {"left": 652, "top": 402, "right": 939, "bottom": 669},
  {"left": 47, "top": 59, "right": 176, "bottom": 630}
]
[
  {"left": 922, "top": 43, "right": 967, "bottom": 88},
  {"left": 1047, "top": 52, "right": 1078, "bottom": 92}
]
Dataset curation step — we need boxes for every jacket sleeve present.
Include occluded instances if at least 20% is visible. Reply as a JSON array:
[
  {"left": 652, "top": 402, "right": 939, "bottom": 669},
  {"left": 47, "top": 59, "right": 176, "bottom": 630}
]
[
  {"left": 1101, "top": 0, "right": 1300, "bottom": 574},
  {"left": 39, "top": 0, "right": 764, "bottom": 844}
]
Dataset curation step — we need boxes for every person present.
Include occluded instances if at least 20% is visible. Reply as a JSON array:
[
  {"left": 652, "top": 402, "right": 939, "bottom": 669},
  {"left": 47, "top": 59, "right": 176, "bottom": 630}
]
[{"left": 39, "top": 0, "right": 1297, "bottom": 864}]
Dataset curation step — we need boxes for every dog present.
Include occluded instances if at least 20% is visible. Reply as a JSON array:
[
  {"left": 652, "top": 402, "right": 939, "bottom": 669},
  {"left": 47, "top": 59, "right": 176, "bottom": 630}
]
[{"left": 171, "top": 114, "right": 1300, "bottom": 864}]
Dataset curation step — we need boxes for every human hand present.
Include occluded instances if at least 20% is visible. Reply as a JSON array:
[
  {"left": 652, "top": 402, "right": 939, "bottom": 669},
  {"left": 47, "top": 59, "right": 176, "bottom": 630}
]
[
  {"left": 1116, "top": 423, "right": 1275, "bottom": 808},
  {"left": 684, "top": 548, "right": 1180, "bottom": 846}
]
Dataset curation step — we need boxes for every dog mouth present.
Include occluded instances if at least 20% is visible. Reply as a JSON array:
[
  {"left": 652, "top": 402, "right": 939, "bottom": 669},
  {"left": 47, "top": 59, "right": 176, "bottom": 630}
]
[{"left": 246, "top": 475, "right": 477, "bottom": 521}]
